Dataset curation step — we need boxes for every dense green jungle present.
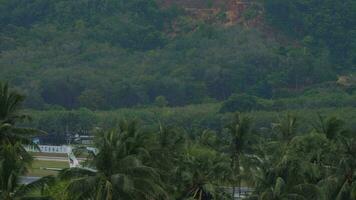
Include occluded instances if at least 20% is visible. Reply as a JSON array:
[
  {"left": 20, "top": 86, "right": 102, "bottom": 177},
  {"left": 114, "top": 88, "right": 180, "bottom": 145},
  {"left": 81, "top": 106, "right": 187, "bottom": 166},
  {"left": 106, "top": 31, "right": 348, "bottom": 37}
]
[{"left": 0, "top": 0, "right": 355, "bottom": 199}]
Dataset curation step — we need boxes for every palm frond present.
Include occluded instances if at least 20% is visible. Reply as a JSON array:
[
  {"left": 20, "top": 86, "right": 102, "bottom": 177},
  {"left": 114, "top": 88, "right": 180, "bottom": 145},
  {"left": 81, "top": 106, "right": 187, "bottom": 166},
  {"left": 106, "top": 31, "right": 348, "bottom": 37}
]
[
  {"left": 59, "top": 168, "right": 96, "bottom": 180},
  {"left": 15, "top": 176, "right": 56, "bottom": 198}
]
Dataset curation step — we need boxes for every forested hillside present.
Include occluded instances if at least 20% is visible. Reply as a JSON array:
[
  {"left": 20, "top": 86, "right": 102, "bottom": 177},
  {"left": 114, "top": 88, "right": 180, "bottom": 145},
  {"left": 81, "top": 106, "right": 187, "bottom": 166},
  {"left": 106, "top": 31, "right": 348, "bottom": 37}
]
[
  {"left": 0, "top": 2, "right": 356, "bottom": 198},
  {"left": 1, "top": 0, "right": 354, "bottom": 110}
]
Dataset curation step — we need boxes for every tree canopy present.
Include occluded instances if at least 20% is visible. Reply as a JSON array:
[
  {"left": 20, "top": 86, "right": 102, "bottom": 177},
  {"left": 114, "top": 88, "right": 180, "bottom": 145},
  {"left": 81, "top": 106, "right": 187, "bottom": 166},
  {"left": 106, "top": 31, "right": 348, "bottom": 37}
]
[{"left": 0, "top": 0, "right": 354, "bottom": 110}]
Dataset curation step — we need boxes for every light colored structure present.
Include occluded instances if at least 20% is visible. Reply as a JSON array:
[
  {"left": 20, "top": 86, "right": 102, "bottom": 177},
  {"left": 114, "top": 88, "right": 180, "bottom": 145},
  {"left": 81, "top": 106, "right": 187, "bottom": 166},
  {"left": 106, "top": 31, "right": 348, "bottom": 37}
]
[
  {"left": 66, "top": 146, "right": 81, "bottom": 168},
  {"left": 25, "top": 145, "right": 70, "bottom": 154}
]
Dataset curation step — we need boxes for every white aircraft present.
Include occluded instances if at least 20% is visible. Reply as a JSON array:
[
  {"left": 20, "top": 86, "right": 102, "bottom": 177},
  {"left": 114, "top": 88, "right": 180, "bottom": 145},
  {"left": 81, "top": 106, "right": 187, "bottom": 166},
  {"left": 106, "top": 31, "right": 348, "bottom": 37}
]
[
  {"left": 67, "top": 146, "right": 98, "bottom": 172},
  {"left": 67, "top": 146, "right": 81, "bottom": 168},
  {"left": 37, "top": 146, "right": 97, "bottom": 172}
]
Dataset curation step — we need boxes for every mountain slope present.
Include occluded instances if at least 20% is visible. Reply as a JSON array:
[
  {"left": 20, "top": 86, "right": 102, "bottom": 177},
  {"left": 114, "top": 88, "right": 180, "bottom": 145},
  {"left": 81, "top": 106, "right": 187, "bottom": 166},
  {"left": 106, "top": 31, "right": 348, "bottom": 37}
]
[{"left": 0, "top": 0, "right": 355, "bottom": 110}]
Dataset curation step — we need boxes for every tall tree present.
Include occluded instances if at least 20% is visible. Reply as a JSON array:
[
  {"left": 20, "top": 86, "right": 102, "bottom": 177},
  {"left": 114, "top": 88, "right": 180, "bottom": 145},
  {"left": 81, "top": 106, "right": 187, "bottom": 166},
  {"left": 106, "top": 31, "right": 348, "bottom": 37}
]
[
  {"left": 272, "top": 114, "right": 298, "bottom": 143},
  {"left": 148, "top": 124, "right": 186, "bottom": 198},
  {"left": 0, "top": 82, "right": 51, "bottom": 199},
  {"left": 0, "top": 82, "right": 44, "bottom": 158},
  {"left": 0, "top": 143, "right": 55, "bottom": 200},
  {"left": 313, "top": 115, "right": 347, "bottom": 141},
  {"left": 0, "top": 82, "right": 26, "bottom": 123},
  {"left": 59, "top": 121, "right": 166, "bottom": 200},
  {"left": 227, "top": 113, "right": 251, "bottom": 198},
  {"left": 319, "top": 137, "right": 356, "bottom": 200},
  {"left": 178, "top": 144, "right": 231, "bottom": 200}
]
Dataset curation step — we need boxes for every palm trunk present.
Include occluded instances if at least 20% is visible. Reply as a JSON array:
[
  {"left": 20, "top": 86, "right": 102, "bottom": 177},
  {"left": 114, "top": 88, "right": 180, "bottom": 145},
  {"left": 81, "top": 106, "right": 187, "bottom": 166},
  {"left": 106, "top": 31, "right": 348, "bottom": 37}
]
[
  {"left": 232, "top": 154, "right": 240, "bottom": 200},
  {"left": 232, "top": 185, "right": 236, "bottom": 200},
  {"left": 237, "top": 157, "right": 241, "bottom": 198},
  {"left": 231, "top": 157, "right": 236, "bottom": 199}
]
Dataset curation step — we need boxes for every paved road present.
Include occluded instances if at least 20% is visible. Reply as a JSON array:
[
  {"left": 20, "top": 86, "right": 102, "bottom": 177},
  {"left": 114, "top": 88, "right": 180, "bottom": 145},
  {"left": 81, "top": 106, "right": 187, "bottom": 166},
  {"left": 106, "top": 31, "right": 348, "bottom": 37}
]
[
  {"left": 19, "top": 176, "right": 41, "bottom": 185},
  {"left": 34, "top": 156, "right": 85, "bottom": 162}
]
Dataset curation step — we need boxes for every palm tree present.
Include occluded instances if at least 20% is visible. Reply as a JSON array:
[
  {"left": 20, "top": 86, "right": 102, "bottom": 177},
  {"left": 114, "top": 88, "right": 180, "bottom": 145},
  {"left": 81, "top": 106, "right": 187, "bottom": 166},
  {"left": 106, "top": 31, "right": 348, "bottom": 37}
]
[
  {"left": 59, "top": 120, "right": 166, "bottom": 200},
  {"left": 248, "top": 145, "right": 322, "bottom": 200},
  {"left": 150, "top": 124, "right": 186, "bottom": 168},
  {"left": 256, "top": 177, "right": 306, "bottom": 200},
  {"left": 318, "top": 136, "right": 356, "bottom": 200},
  {"left": 226, "top": 113, "right": 251, "bottom": 198},
  {"left": 178, "top": 144, "right": 231, "bottom": 200},
  {"left": 0, "top": 143, "right": 54, "bottom": 200},
  {"left": 0, "top": 82, "right": 27, "bottom": 123},
  {"left": 310, "top": 116, "right": 356, "bottom": 200},
  {"left": 272, "top": 114, "right": 298, "bottom": 143},
  {"left": 248, "top": 115, "right": 328, "bottom": 200},
  {"left": 0, "top": 82, "right": 44, "bottom": 155},
  {"left": 313, "top": 114, "right": 347, "bottom": 141},
  {"left": 148, "top": 124, "right": 187, "bottom": 198},
  {"left": 0, "top": 82, "right": 49, "bottom": 199}
]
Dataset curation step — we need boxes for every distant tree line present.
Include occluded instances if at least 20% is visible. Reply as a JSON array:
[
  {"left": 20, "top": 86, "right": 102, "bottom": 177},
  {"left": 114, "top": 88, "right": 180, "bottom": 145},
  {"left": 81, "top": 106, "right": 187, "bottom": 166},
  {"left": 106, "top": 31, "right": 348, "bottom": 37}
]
[{"left": 1, "top": 82, "right": 356, "bottom": 200}]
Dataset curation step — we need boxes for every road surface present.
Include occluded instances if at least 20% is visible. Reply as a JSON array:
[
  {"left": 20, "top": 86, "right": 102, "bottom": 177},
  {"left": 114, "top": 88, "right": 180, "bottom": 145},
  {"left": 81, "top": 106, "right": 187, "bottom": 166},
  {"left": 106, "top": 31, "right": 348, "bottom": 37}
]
[{"left": 19, "top": 176, "right": 40, "bottom": 185}]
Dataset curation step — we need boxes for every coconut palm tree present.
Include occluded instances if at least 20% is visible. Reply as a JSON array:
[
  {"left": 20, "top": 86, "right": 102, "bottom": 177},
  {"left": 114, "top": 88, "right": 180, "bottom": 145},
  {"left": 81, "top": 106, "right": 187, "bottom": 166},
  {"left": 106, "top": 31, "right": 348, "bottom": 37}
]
[
  {"left": 148, "top": 124, "right": 187, "bottom": 198},
  {"left": 248, "top": 148, "right": 322, "bottom": 200},
  {"left": 0, "top": 82, "right": 44, "bottom": 154},
  {"left": 0, "top": 143, "right": 28, "bottom": 200},
  {"left": 272, "top": 115, "right": 298, "bottom": 143},
  {"left": 248, "top": 115, "right": 332, "bottom": 200},
  {"left": 257, "top": 177, "right": 306, "bottom": 200},
  {"left": 149, "top": 124, "right": 186, "bottom": 169},
  {"left": 310, "top": 116, "right": 356, "bottom": 199},
  {"left": 0, "top": 82, "right": 50, "bottom": 199},
  {"left": 178, "top": 144, "right": 231, "bottom": 200},
  {"left": 59, "top": 120, "right": 166, "bottom": 200},
  {"left": 0, "top": 143, "right": 55, "bottom": 200},
  {"left": 0, "top": 82, "right": 27, "bottom": 123},
  {"left": 313, "top": 114, "right": 347, "bottom": 141},
  {"left": 318, "top": 136, "right": 356, "bottom": 200},
  {"left": 226, "top": 113, "right": 251, "bottom": 197}
]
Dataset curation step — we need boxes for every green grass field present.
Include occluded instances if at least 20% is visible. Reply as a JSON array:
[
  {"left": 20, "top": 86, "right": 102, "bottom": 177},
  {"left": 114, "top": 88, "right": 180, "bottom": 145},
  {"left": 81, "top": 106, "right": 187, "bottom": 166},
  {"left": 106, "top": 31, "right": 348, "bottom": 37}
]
[
  {"left": 28, "top": 160, "right": 69, "bottom": 177},
  {"left": 31, "top": 152, "right": 67, "bottom": 157}
]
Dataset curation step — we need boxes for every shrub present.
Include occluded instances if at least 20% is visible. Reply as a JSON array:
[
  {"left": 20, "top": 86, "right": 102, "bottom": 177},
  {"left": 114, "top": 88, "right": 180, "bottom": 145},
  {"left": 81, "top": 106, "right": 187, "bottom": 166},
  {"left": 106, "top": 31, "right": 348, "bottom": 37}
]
[
  {"left": 220, "top": 94, "right": 264, "bottom": 113},
  {"left": 154, "top": 96, "right": 168, "bottom": 107}
]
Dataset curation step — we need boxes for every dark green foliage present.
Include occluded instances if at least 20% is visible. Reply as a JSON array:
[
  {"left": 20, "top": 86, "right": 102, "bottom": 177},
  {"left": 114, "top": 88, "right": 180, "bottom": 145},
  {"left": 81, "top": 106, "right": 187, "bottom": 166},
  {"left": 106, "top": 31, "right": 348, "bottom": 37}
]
[
  {"left": 220, "top": 94, "right": 263, "bottom": 113},
  {"left": 0, "top": 0, "right": 355, "bottom": 196},
  {"left": 59, "top": 121, "right": 167, "bottom": 200},
  {"left": 0, "top": 82, "right": 26, "bottom": 122},
  {"left": 154, "top": 96, "right": 168, "bottom": 107},
  {"left": 0, "top": 82, "right": 52, "bottom": 199},
  {"left": 1, "top": 0, "right": 352, "bottom": 110},
  {"left": 1, "top": 82, "right": 356, "bottom": 199},
  {"left": 77, "top": 89, "right": 106, "bottom": 110},
  {"left": 264, "top": 0, "right": 356, "bottom": 68}
]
